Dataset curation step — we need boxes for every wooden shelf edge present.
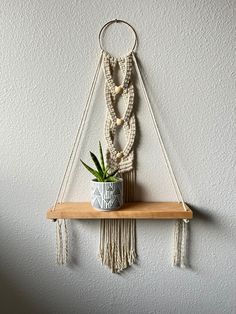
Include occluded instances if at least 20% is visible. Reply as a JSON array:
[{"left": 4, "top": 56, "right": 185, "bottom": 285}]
[{"left": 47, "top": 202, "right": 193, "bottom": 220}]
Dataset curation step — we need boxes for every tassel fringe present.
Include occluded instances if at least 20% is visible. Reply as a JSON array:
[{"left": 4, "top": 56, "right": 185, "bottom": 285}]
[
  {"left": 173, "top": 219, "right": 189, "bottom": 268},
  {"left": 56, "top": 219, "right": 69, "bottom": 265}
]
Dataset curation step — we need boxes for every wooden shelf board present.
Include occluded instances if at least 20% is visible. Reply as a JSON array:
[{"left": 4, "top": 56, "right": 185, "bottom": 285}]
[{"left": 47, "top": 202, "right": 193, "bottom": 220}]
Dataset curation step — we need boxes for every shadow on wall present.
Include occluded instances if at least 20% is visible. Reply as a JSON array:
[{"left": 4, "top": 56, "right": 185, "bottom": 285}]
[
  {"left": 0, "top": 272, "right": 42, "bottom": 314},
  {"left": 189, "top": 204, "right": 215, "bottom": 222},
  {"left": 186, "top": 203, "right": 218, "bottom": 270}
]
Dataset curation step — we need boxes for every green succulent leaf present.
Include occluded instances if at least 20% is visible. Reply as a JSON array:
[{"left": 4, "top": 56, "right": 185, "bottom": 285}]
[
  {"left": 105, "top": 176, "right": 119, "bottom": 182},
  {"left": 99, "top": 141, "right": 105, "bottom": 172},
  {"left": 90, "top": 151, "right": 103, "bottom": 177},
  {"left": 107, "top": 168, "right": 119, "bottom": 178},
  {"left": 80, "top": 160, "right": 103, "bottom": 181}
]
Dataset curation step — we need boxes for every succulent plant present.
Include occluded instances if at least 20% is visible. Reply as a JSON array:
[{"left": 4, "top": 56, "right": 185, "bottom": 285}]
[{"left": 80, "top": 142, "right": 119, "bottom": 182}]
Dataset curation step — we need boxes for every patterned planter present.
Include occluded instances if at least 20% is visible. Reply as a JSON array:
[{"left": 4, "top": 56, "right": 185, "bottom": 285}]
[{"left": 91, "top": 178, "right": 123, "bottom": 211}]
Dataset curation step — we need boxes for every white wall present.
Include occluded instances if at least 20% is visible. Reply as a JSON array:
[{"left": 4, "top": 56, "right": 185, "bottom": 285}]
[{"left": 1, "top": 1, "right": 235, "bottom": 313}]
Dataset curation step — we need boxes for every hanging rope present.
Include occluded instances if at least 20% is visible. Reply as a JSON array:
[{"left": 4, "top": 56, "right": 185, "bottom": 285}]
[
  {"left": 54, "top": 51, "right": 103, "bottom": 207},
  {"left": 132, "top": 53, "right": 186, "bottom": 210},
  {"left": 53, "top": 51, "right": 103, "bottom": 265},
  {"left": 132, "top": 52, "right": 189, "bottom": 267}
]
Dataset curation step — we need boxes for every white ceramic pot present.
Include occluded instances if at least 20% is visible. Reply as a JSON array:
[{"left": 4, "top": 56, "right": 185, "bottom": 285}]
[{"left": 91, "top": 178, "right": 123, "bottom": 211}]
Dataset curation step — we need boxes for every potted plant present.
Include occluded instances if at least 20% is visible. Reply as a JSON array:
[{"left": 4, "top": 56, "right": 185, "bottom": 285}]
[{"left": 81, "top": 142, "right": 123, "bottom": 211}]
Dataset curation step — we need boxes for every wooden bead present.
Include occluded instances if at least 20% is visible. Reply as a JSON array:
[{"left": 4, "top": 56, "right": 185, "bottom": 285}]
[
  {"left": 116, "top": 118, "right": 123, "bottom": 126},
  {"left": 116, "top": 152, "right": 123, "bottom": 159},
  {"left": 115, "top": 85, "right": 123, "bottom": 94}
]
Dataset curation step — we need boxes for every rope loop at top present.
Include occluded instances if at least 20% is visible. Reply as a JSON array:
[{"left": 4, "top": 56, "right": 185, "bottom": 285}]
[{"left": 98, "top": 19, "right": 137, "bottom": 54}]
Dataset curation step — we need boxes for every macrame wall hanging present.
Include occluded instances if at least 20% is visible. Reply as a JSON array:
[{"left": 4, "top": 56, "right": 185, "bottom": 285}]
[{"left": 47, "top": 19, "right": 193, "bottom": 273}]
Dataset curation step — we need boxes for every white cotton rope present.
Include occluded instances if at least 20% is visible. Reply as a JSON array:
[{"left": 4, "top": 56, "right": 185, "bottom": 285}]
[
  {"left": 53, "top": 52, "right": 103, "bottom": 265},
  {"left": 132, "top": 52, "right": 189, "bottom": 267}
]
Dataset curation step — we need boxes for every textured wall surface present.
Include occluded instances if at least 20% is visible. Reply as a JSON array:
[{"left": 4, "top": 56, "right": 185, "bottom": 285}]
[{"left": 0, "top": 0, "right": 235, "bottom": 313}]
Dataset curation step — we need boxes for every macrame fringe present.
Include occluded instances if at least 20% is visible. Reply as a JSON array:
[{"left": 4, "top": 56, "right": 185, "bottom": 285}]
[
  {"left": 99, "top": 170, "right": 137, "bottom": 273},
  {"left": 173, "top": 219, "right": 189, "bottom": 268},
  {"left": 99, "top": 219, "right": 136, "bottom": 273},
  {"left": 56, "top": 219, "right": 69, "bottom": 265}
]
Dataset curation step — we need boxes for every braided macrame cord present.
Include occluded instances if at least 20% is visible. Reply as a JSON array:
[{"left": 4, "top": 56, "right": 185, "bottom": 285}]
[{"left": 99, "top": 51, "right": 137, "bottom": 272}]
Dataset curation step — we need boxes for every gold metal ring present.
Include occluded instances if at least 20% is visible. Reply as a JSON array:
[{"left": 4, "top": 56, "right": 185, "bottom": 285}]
[{"left": 98, "top": 19, "right": 137, "bottom": 53}]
